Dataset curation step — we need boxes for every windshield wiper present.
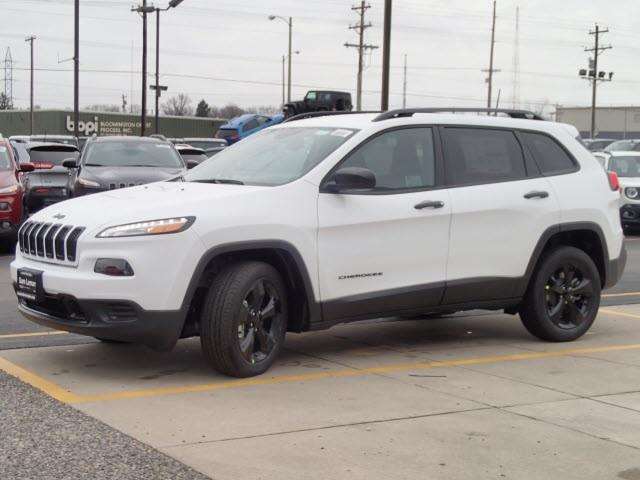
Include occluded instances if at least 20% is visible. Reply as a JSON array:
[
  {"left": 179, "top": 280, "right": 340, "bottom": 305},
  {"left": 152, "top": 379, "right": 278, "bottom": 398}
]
[{"left": 192, "top": 178, "right": 245, "bottom": 185}]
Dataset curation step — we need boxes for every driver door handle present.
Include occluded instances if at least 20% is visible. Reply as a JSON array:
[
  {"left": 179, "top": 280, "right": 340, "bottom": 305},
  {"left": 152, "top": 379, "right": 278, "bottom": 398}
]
[
  {"left": 524, "top": 190, "right": 549, "bottom": 199},
  {"left": 415, "top": 200, "right": 445, "bottom": 210}
]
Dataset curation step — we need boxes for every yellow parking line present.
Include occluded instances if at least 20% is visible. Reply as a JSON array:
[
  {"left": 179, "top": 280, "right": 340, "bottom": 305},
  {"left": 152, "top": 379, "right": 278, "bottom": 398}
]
[
  {"left": 602, "top": 292, "right": 640, "bottom": 298},
  {"left": 0, "top": 331, "right": 68, "bottom": 340},
  {"left": 68, "top": 342, "right": 640, "bottom": 404},
  {"left": 599, "top": 308, "right": 640, "bottom": 320},
  {"left": 0, "top": 356, "right": 82, "bottom": 403}
]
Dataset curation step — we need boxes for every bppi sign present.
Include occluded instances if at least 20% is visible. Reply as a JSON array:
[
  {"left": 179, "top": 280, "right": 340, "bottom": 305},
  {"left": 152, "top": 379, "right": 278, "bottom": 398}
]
[{"left": 66, "top": 115, "right": 99, "bottom": 136}]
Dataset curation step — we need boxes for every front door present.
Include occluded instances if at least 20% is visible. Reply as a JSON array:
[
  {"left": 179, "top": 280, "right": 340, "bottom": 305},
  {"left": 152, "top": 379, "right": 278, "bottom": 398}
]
[{"left": 317, "top": 126, "right": 451, "bottom": 322}]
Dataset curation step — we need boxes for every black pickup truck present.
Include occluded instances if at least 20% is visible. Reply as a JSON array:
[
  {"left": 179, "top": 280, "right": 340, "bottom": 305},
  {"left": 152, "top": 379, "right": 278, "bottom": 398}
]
[{"left": 283, "top": 91, "right": 353, "bottom": 118}]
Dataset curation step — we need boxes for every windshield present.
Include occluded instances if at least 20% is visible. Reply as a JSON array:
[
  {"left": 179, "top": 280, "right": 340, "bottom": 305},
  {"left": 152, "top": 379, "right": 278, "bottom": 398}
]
[
  {"left": 29, "top": 148, "right": 79, "bottom": 166},
  {"left": 605, "top": 140, "right": 640, "bottom": 152},
  {"left": 83, "top": 141, "right": 184, "bottom": 168},
  {"left": 609, "top": 156, "right": 640, "bottom": 177},
  {"left": 185, "top": 126, "right": 357, "bottom": 186},
  {"left": 181, "top": 153, "right": 209, "bottom": 164},
  {"left": 0, "top": 145, "right": 12, "bottom": 170}
]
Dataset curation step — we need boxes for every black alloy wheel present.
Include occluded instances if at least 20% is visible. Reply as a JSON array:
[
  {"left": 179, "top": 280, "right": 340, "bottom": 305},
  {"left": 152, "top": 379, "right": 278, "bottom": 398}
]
[
  {"left": 544, "top": 263, "right": 596, "bottom": 330},
  {"left": 520, "top": 246, "right": 601, "bottom": 342},
  {"left": 237, "top": 279, "right": 283, "bottom": 365}
]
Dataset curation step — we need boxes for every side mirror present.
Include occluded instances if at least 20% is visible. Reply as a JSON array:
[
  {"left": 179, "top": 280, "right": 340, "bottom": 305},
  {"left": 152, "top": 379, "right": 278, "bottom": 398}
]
[
  {"left": 326, "top": 167, "right": 376, "bottom": 192},
  {"left": 19, "top": 162, "right": 35, "bottom": 173},
  {"left": 62, "top": 159, "right": 78, "bottom": 169},
  {"left": 186, "top": 159, "right": 199, "bottom": 170}
]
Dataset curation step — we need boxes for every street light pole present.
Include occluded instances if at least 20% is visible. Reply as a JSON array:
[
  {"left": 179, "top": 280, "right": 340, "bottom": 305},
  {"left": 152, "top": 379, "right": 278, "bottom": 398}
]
[
  {"left": 282, "top": 55, "right": 285, "bottom": 106},
  {"left": 287, "top": 17, "right": 292, "bottom": 103},
  {"left": 269, "top": 15, "right": 294, "bottom": 103},
  {"left": 25, "top": 36, "right": 36, "bottom": 135},
  {"left": 74, "top": 0, "right": 79, "bottom": 139},
  {"left": 133, "top": 0, "right": 183, "bottom": 136}
]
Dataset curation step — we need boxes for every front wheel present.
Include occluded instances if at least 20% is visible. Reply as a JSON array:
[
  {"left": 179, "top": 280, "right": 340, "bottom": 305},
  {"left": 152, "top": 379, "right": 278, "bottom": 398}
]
[
  {"left": 200, "top": 261, "right": 288, "bottom": 377},
  {"left": 519, "top": 246, "right": 601, "bottom": 342}
]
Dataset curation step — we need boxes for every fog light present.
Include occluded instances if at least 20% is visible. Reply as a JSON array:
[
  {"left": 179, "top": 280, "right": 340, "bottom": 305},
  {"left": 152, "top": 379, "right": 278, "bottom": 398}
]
[
  {"left": 94, "top": 258, "right": 134, "bottom": 277},
  {"left": 1, "top": 221, "right": 11, "bottom": 229},
  {"left": 0, "top": 203, "right": 9, "bottom": 211}
]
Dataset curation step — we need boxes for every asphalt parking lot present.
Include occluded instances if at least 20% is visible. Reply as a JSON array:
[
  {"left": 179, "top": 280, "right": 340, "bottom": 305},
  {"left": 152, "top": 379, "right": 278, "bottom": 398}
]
[{"left": 3, "top": 240, "right": 640, "bottom": 479}]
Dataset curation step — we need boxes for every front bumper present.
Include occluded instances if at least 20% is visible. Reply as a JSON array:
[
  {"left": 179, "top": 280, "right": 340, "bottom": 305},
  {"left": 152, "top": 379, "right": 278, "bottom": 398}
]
[{"left": 15, "top": 291, "right": 185, "bottom": 350}]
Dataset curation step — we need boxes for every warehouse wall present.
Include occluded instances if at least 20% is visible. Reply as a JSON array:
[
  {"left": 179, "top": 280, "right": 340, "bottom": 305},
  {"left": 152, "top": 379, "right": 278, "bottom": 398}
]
[
  {"left": 556, "top": 107, "right": 640, "bottom": 139},
  {"left": 0, "top": 110, "right": 226, "bottom": 138}
]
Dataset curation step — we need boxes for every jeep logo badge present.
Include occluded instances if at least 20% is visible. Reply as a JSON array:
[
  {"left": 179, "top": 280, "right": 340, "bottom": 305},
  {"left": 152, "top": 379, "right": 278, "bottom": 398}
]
[{"left": 53, "top": 213, "right": 66, "bottom": 220}]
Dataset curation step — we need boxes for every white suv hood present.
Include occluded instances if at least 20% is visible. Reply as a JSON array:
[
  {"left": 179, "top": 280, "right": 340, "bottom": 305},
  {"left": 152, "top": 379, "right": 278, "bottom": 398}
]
[{"left": 31, "top": 181, "right": 268, "bottom": 230}]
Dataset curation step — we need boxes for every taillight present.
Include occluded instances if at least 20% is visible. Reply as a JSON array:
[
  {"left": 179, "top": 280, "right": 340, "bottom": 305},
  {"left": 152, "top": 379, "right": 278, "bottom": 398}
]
[
  {"left": 34, "top": 188, "right": 50, "bottom": 194},
  {"left": 607, "top": 171, "right": 620, "bottom": 191}
]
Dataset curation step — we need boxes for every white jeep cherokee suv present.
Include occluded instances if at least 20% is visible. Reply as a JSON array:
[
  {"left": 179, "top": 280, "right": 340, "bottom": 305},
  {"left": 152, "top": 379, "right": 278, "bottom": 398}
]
[{"left": 11, "top": 108, "right": 626, "bottom": 377}]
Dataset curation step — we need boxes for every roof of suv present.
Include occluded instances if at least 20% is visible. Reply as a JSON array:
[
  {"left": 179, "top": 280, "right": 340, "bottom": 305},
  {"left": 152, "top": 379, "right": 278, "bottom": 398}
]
[{"left": 91, "top": 136, "right": 168, "bottom": 144}]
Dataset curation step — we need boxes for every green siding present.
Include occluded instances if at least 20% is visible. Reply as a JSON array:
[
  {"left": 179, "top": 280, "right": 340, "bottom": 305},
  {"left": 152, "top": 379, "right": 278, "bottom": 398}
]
[{"left": 0, "top": 110, "right": 226, "bottom": 138}]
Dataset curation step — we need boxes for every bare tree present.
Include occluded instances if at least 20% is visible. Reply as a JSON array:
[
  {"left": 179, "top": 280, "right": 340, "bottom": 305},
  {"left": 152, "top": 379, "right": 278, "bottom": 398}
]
[
  {"left": 162, "top": 93, "right": 193, "bottom": 116},
  {"left": 210, "top": 103, "right": 244, "bottom": 119},
  {"left": 0, "top": 93, "right": 11, "bottom": 110}
]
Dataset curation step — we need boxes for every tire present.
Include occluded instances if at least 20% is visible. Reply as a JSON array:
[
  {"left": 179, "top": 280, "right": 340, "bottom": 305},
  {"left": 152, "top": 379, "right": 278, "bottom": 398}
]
[
  {"left": 519, "top": 246, "right": 601, "bottom": 342},
  {"left": 200, "top": 261, "right": 288, "bottom": 377}
]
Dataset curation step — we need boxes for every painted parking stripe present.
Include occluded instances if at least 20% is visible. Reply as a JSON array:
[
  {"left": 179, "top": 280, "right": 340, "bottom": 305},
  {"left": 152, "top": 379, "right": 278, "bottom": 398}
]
[
  {"left": 4, "top": 341, "right": 640, "bottom": 405},
  {"left": 599, "top": 308, "right": 640, "bottom": 320},
  {"left": 0, "top": 331, "right": 68, "bottom": 340},
  {"left": 602, "top": 292, "right": 640, "bottom": 298}
]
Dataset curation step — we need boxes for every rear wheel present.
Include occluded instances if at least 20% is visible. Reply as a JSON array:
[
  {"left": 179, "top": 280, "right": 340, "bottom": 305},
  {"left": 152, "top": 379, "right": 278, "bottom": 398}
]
[
  {"left": 520, "top": 246, "right": 601, "bottom": 342},
  {"left": 200, "top": 261, "right": 288, "bottom": 377}
]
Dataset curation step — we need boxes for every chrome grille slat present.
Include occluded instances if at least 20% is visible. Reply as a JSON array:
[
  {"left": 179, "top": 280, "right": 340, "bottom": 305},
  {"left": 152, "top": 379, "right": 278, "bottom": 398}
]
[{"left": 20, "top": 221, "right": 85, "bottom": 266}]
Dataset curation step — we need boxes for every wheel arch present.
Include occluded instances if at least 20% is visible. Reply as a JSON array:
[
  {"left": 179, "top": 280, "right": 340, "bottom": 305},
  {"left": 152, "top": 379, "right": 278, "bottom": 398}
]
[
  {"left": 520, "top": 222, "right": 609, "bottom": 297},
  {"left": 179, "top": 240, "right": 320, "bottom": 337}
]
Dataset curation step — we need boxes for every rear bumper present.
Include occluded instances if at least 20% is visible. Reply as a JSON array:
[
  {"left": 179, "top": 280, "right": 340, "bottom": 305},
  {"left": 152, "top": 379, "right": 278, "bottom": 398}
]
[
  {"left": 15, "top": 292, "right": 185, "bottom": 351},
  {"left": 605, "top": 244, "right": 627, "bottom": 289},
  {"left": 620, "top": 204, "right": 640, "bottom": 226}
]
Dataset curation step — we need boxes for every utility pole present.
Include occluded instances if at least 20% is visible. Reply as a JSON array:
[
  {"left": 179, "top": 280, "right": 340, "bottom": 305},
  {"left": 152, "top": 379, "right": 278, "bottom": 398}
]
[
  {"left": 122, "top": 94, "right": 127, "bottom": 113},
  {"left": 344, "top": 1, "right": 378, "bottom": 111},
  {"left": 580, "top": 24, "right": 613, "bottom": 139},
  {"left": 380, "top": 0, "right": 392, "bottom": 111},
  {"left": 25, "top": 36, "right": 35, "bottom": 135},
  {"left": 73, "top": 0, "right": 79, "bottom": 139},
  {"left": 511, "top": 6, "right": 520, "bottom": 109},
  {"left": 402, "top": 54, "right": 407, "bottom": 108},
  {"left": 484, "top": 0, "right": 500, "bottom": 109},
  {"left": 281, "top": 55, "right": 286, "bottom": 106}
]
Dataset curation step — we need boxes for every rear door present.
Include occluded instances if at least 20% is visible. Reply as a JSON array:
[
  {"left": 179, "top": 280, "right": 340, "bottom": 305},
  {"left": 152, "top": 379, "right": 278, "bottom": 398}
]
[
  {"left": 318, "top": 126, "right": 451, "bottom": 321},
  {"left": 441, "top": 126, "right": 560, "bottom": 304}
]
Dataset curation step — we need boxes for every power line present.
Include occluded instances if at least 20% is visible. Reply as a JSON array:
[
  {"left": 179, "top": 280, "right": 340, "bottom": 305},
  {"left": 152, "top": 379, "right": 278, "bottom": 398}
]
[{"left": 344, "top": 1, "right": 378, "bottom": 111}]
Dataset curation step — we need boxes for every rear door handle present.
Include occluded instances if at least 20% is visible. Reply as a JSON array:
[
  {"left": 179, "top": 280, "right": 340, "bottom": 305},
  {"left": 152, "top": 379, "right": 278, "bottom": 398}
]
[
  {"left": 414, "top": 200, "right": 445, "bottom": 210},
  {"left": 524, "top": 191, "right": 549, "bottom": 199}
]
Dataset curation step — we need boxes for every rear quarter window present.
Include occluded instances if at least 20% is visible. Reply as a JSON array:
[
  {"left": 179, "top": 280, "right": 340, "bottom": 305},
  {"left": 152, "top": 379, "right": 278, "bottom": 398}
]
[{"left": 520, "top": 132, "right": 576, "bottom": 175}]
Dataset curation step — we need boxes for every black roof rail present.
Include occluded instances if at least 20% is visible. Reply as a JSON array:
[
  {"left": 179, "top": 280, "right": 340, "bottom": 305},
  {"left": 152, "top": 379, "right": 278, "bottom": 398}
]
[
  {"left": 373, "top": 108, "right": 545, "bottom": 122},
  {"left": 283, "top": 110, "right": 380, "bottom": 123}
]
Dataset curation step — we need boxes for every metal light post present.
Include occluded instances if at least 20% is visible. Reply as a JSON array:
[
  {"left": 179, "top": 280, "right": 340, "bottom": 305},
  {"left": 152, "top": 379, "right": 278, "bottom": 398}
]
[
  {"left": 281, "top": 51, "right": 299, "bottom": 106},
  {"left": 269, "top": 15, "right": 293, "bottom": 102},
  {"left": 133, "top": 0, "right": 183, "bottom": 136}
]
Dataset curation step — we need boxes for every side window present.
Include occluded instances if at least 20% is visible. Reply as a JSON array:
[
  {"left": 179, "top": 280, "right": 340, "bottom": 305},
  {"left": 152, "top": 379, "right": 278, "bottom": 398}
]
[
  {"left": 521, "top": 132, "right": 576, "bottom": 175},
  {"left": 443, "top": 128, "right": 526, "bottom": 185},
  {"left": 339, "top": 128, "right": 436, "bottom": 191},
  {"left": 244, "top": 119, "right": 259, "bottom": 131}
]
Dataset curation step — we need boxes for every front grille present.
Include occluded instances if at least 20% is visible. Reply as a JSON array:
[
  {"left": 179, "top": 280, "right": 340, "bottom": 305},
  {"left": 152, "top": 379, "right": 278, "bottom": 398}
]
[
  {"left": 109, "top": 182, "right": 140, "bottom": 190},
  {"left": 18, "top": 221, "right": 85, "bottom": 265}
]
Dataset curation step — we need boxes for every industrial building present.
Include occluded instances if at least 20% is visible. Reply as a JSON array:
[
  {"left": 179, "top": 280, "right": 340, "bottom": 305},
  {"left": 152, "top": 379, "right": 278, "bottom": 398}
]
[
  {"left": 555, "top": 106, "right": 640, "bottom": 139},
  {"left": 0, "top": 109, "right": 226, "bottom": 138}
]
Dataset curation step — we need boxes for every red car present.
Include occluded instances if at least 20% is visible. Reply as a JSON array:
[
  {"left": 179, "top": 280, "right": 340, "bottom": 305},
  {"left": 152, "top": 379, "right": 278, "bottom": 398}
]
[{"left": 0, "top": 138, "right": 34, "bottom": 241}]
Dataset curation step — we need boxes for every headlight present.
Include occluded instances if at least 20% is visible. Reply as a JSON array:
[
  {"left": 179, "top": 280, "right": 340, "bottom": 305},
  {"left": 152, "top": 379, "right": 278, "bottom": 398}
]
[
  {"left": 97, "top": 217, "right": 195, "bottom": 238},
  {"left": 626, "top": 187, "right": 639, "bottom": 199},
  {"left": 0, "top": 184, "right": 19, "bottom": 195},
  {"left": 78, "top": 177, "right": 101, "bottom": 188}
]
